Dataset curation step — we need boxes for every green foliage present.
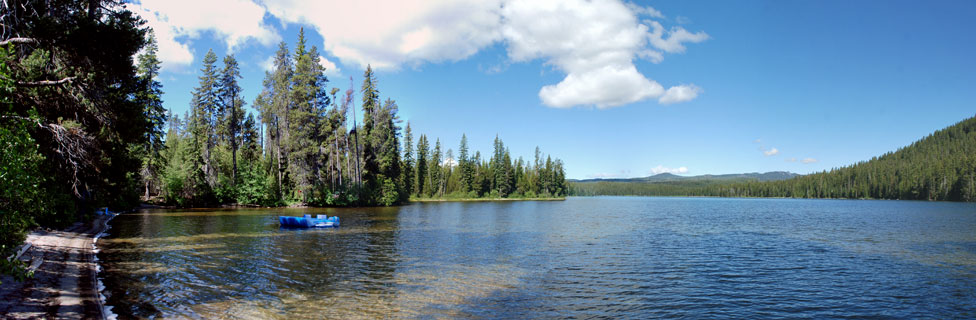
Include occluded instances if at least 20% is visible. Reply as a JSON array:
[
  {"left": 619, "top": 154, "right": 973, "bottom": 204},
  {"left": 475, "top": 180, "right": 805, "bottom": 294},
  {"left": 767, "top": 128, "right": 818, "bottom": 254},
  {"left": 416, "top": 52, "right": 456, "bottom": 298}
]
[
  {"left": 402, "top": 133, "right": 568, "bottom": 199},
  {"left": 0, "top": 0, "right": 154, "bottom": 280},
  {"left": 0, "top": 116, "right": 47, "bottom": 284}
]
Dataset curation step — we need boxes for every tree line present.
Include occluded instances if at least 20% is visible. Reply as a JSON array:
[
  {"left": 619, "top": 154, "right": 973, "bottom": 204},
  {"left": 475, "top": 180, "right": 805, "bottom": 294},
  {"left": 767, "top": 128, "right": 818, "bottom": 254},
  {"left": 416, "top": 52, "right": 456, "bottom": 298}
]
[
  {"left": 151, "top": 28, "right": 569, "bottom": 207},
  {"left": 573, "top": 114, "right": 976, "bottom": 202}
]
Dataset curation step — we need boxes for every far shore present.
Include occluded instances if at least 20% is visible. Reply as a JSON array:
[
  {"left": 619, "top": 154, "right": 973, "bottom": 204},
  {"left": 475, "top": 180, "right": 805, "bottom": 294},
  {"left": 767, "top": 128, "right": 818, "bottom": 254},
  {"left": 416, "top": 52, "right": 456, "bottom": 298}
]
[{"left": 410, "top": 197, "right": 566, "bottom": 202}]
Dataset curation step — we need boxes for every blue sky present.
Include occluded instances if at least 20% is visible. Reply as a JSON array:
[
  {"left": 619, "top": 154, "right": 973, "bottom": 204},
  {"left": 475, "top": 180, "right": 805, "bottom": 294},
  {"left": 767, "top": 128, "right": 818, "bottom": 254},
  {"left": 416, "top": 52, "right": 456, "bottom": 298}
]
[{"left": 134, "top": 0, "right": 976, "bottom": 179}]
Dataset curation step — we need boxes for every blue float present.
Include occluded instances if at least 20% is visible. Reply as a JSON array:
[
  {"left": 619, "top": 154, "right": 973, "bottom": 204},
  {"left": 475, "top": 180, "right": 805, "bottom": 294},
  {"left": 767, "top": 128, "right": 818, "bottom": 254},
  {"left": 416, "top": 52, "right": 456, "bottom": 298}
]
[{"left": 279, "top": 214, "right": 340, "bottom": 228}]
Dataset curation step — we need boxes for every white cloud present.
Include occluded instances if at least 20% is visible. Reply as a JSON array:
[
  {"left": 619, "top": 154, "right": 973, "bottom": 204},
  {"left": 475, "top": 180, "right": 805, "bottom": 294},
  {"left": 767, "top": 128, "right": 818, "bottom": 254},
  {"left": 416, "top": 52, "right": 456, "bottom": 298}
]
[
  {"left": 659, "top": 84, "right": 702, "bottom": 105},
  {"left": 501, "top": 0, "right": 705, "bottom": 108},
  {"left": 137, "top": 0, "right": 707, "bottom": 108},
  {"left": 647, "top": 20, "right": 710, "bottom": 53},
  {"left": 441, "top": 157, "right": 459, "bottom": 167},
  {"left": 802, "top": 158, "right": 818, "bottom": 164},
  {"left": 650, "top": 165, "right": 689, "bottom": 175},
  {"left": 133, "top": 0, "right": 280, "bottom": 71},
  {"left": 626, "top": 3, "right": 665, "bottom": 19},
  {"left": 261, "top": 0, "right": 707, "bottom": 108},
  {"left": 539, "top": 65, "right": 663, "bottom": 108},
  {"left": 318, "top": 56, "right": 342, "bottom": 78},
  {"left": 259, "top": 56, "right": 274, "bottom": 72},
  {"left": 763, "top": 147, "right": 780, "bottom": 156},
  {"left": 786, "top": 157, "right": 797, "bottom": 162},
  {"left": 262, "top": 0, "right": 504, "bottom": 70}
]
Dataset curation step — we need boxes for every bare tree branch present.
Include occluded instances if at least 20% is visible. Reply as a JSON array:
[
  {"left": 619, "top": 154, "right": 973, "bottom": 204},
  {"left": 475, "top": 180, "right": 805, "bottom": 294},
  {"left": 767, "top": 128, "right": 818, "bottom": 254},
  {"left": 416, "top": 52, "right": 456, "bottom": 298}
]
[
  {"left": 1, "top": 114, "right": 93, "bottom": 197},
  {"left": 15, "top": 76, "right": 75, "bottom": 87},
  {"left": 0, "top": 37, "right": 37, "bottom": 46}
]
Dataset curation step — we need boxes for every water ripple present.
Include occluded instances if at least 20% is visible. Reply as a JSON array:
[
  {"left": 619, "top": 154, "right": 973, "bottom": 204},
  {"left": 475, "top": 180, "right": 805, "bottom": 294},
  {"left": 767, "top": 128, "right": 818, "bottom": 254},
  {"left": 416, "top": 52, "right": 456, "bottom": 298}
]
[{"left": 97, "top": 198, "right": 976, "bottom": 318}]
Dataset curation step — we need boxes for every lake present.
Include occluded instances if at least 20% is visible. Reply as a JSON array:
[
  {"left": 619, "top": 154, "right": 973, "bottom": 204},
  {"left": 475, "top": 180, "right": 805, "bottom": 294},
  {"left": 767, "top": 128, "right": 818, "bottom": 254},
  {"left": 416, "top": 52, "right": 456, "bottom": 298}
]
[{"left": 97, "top": 197, "right": 976, "bottom": 318}]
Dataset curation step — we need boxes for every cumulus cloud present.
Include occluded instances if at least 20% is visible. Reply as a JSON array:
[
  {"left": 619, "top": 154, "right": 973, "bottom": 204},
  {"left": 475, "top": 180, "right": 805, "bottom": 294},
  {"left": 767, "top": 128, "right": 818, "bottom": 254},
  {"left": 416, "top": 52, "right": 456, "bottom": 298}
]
[
  {"left": 137, "top": 0, "right": 707, "bottom": 107},
  {"left": 262, "top": 0, "right": 504, "bottom": 70},
  {"left": 650, "top": 165, "right": 689, "bottom": 175},
  {"left": 500, "top": 0, "right": 706, "bottom": 108},
  {"left": 659, "top": 84, "right": 702, "bottom": 105},
  {"left": 318, "top": 56, "right": 342, "bottom": 78},
  {"left": 786, "top": 157, "right": 797, "bottom": 162},
  {"left": 763, "top": 147, "right": 780, "bottom": 156},
  {"left": 802, "top": 158, "right": 818, "bottom": 164},
  {"left": 133, "top": 0, "right": 280, "bottom": 71}
]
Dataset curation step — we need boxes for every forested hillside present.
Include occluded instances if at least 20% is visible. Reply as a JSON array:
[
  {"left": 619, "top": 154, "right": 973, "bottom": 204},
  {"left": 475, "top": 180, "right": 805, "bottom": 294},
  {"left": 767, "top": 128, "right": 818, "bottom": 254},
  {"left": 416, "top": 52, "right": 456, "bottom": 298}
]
[
  {"left": 571, "top": 172, "right": 797, "bottom": 196},
  {"left": 573, "top": 115, "right": 976, "bottom": 201}
]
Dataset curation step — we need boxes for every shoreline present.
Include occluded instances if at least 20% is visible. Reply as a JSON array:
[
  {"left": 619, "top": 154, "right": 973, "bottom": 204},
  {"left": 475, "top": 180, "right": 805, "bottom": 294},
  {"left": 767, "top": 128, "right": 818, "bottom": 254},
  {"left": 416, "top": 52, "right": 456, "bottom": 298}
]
[
  {"left": 410, "top": 197, "right": 566, "bottom": 202},
  {"left": 0, "top": 212, "right": 116, "bottom": 319}
]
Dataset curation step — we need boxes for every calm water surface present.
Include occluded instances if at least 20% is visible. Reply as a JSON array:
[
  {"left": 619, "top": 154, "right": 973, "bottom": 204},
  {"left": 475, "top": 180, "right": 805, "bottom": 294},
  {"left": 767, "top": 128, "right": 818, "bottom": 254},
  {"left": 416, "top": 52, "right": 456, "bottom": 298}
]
[{"left": 98, "top": 197, "right": 976, "bottom": 318}]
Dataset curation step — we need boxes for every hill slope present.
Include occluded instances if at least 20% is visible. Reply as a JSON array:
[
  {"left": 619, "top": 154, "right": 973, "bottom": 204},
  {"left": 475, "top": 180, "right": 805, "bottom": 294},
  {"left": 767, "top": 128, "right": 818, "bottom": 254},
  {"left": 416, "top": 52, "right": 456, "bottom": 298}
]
[
  {"left": 573, "top": 114, "right": 976, "bottom": 201},
  {"left": 570, "top": 172, "right": 800, "bottom": 197}
]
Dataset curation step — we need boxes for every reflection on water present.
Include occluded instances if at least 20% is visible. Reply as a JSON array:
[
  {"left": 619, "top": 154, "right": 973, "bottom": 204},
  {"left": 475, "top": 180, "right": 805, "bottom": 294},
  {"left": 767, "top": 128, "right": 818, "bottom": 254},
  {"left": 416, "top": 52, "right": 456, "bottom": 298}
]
[{"left": 98, "top": 198, "right": 976, "bottom": 318}]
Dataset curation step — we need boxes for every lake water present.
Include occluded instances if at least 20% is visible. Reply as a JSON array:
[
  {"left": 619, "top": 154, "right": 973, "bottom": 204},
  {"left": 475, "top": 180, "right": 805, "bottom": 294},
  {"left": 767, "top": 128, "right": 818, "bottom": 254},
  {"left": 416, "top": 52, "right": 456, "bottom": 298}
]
[{"left": 97, "top": 197, "right": 976, "bottom": 318}]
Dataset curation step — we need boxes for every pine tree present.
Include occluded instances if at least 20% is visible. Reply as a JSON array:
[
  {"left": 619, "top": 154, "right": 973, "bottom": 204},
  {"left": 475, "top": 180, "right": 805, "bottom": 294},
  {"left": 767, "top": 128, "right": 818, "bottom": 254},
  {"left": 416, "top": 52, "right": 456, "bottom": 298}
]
[
  {"left": 255, "top": 42, "right": 293, "bottom": 200},
  {"left": 415, "top": 135, "right": 429, "bottom": 196},
  {"left": 136, "top": 30, "right": 167, "bottom": 199},
  {"left": 218, "top": 54, "right": 244, "bottom": 187},
  {"left": 402, "top": 122, "right": 415, "bottom": 200},
  {"left": 360, "top": 65, "right": 380, "bottom": 201},
  {"left": 458, "top": 134, "right": 473, "bottom": 193},
  {"left": 429, "top": 139, "right": 442, "bottom": 197},
  {"left": 288, "top": 28, "right": 329, "bottom": 201},
  {"left": 190, "top": 49, "right": 221, "bottom": 190}
]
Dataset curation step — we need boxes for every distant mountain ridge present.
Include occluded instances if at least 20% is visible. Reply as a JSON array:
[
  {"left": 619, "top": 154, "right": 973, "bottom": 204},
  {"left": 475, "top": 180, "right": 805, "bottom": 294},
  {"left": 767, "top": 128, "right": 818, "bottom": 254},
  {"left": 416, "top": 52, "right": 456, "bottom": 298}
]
[{"left": 573, "top": 171, "right": 799, "bottom": 183}]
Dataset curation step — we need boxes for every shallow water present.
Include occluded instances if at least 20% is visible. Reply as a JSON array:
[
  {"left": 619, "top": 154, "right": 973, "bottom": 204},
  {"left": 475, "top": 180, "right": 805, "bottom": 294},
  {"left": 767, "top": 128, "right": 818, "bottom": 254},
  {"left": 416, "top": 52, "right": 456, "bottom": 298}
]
[{"left": 98, "top": 197, "right": 976, "bottom": 318}]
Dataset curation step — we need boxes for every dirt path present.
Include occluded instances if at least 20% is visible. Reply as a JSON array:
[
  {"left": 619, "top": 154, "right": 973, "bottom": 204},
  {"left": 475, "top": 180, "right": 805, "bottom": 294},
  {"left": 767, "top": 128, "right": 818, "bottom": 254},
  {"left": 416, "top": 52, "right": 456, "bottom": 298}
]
[{"left": 0, "top": 214, "right": 113, "bottom": 319}]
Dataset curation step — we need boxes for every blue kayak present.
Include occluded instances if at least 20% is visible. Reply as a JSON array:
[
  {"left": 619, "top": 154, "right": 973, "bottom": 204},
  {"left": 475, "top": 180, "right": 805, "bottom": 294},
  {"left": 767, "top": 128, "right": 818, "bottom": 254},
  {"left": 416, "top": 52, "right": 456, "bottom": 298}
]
[{"left": 279, "top": 214, "right": 340, "bottom": 228}]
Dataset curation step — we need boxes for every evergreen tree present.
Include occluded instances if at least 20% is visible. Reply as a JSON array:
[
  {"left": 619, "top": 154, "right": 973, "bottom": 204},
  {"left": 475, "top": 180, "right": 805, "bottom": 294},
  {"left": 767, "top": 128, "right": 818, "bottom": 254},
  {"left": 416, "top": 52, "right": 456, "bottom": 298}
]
[
  {"left": 136, "top": 30, "right": 167, "bottom": 199},
  {"left": 372, "top": 98, "right": 404, "bottom": 205},
  {"left": 415, "top": 135, "right": 429, "bottom": 196},
  {"left": 459, "top": 134, "right": 474, "bottom": 193},
  {"left": 360, "top": 65, "right": 380, "bottom": 201},
  {"left": 256, "top": 42, "right": 293, "bottom": 200},
  {"left": 288, "top": 28, "right": 329, "bottom": 201},
  {"left": 190, "top": 49, "right": 221, "bottom": 189},
  {"left": 218, "top": 54, "right": 244, "bottom": 187},
  {"left": 402, "top": 122, "right": 415, "bottom": 201},
  {"left": 429, "top": 139, "right": 442, "bottom": 197}
]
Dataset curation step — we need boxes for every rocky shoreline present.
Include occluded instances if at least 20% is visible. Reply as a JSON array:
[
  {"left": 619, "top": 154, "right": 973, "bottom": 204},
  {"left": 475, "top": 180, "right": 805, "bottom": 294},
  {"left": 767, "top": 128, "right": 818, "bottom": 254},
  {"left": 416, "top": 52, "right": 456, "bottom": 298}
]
[{"left": 0, "top": 213, "right": 115, "bottom": 319}]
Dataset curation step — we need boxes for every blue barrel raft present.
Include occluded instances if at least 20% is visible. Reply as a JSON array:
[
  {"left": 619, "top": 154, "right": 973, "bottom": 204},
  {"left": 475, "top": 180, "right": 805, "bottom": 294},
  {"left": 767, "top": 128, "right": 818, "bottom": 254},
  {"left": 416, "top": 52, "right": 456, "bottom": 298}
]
[{"left": 279, "top": 214, "right": 340, "bottom": 228}]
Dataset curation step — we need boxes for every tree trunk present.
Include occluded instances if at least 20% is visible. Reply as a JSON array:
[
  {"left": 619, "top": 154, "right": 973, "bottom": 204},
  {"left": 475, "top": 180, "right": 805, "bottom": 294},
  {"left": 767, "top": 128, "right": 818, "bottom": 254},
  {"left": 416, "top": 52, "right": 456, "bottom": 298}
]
[{"left": 275, "top": 118, "right": 283, "bottom": 198}]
